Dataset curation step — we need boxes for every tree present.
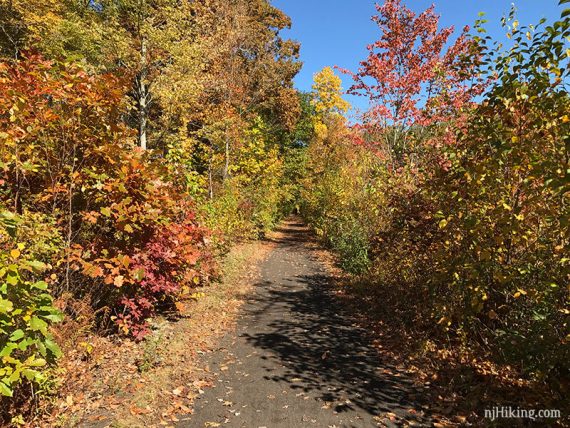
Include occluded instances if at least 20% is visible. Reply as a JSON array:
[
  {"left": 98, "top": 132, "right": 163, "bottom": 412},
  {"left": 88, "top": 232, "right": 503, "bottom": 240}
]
[
  {"left": 0, "top": 0, "right": 64, "bottom": 59},
  {"left": 2, "top": 0, "right": 205, "bottom": 151},
  {"left": 311, "top": 67, "right": 350, "bottom": 143},
  {"left": 312, "top": 66, "right": 350, "bottom": 117},
  {"left": 188, "top": 0, "right": 301, "bottom": 193},
  {"left": 102, "top": 0, "right": 202, "bottom": 150},
  {"left": 339, "top": 0, "right": 480, "bottom": 164}
]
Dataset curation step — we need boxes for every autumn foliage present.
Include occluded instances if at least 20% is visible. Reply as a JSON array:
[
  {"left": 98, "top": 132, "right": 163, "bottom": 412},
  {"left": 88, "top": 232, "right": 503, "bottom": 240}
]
[
  {"left": 303, "top": 0, "right": 569, "bottom": 390},
  {"left": 0, "top": 55, "right": 217, "bottom": 404},
  {"left": 1, "top": 0, "right": 568, "bottom": 422},
  {"left": 0, "top": 0, "right": 305, "bottom": 416}
]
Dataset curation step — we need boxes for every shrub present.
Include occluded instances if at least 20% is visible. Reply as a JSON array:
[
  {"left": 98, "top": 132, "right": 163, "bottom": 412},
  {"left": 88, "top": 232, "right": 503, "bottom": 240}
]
[
  {"left": 71, "top": 150, "right": 217, "bottom": 339},
  {"left": 302, "top": 5, "right": 570, "bottom": 380},
  {"left": 0, "top": 54, "right": 217, "bottom": 339},
  {"left": 0, "top": 210, "right": 63, "bottom": 398}
]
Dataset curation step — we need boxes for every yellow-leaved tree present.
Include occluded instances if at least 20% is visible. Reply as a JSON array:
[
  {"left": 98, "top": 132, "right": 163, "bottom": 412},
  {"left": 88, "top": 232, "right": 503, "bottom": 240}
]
[{"left": 311, "top": 67, "right": 350, "bottom": 141}]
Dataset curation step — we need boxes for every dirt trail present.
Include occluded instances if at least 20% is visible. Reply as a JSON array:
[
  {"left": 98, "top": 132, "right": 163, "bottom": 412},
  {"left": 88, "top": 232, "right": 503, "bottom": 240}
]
[{"left": 182, "top": 219, "right": 433, "bottom": 428}]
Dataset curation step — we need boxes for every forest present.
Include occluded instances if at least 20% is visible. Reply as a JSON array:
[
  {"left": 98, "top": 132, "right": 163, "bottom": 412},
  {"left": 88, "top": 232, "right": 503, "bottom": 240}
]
[{"left": 0, "top": 0, "right": 568, "bottom": 426}]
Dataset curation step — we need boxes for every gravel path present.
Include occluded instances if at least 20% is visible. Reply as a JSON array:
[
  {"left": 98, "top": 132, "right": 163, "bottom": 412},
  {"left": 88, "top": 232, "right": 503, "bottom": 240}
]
[{"left": 182, "top": 219, "right": 432, "bottom": 428}]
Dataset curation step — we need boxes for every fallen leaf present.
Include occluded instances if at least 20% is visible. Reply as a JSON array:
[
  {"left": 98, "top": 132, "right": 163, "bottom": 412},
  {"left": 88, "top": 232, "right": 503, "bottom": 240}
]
[{"left": 172, "top": 386, "right": 185, "bottom": 396}]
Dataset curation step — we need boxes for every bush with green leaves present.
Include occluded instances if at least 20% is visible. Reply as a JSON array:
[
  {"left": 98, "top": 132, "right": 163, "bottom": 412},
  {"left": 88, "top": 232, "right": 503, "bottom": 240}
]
[{"left": 0, "top": 210, "right": 63, "bottom": 398}]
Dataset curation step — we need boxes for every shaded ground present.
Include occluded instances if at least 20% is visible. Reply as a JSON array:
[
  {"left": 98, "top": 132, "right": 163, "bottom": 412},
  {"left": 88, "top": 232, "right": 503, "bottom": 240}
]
[
  {"left": 183, "top": 219, "right": 433, "bottom": 427},
  {"left": 40, "top": 218, "right": 566, "bottom": 427}
]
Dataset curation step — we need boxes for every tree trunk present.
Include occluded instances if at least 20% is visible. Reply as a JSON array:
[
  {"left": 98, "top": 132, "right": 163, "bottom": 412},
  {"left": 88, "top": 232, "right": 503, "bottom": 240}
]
[{"left": 138, "top": 37, "right": 148, "bottom": 150}]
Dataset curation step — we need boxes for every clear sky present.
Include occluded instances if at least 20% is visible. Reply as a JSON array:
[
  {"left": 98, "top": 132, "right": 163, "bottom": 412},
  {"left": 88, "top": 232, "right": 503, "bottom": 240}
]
[{"left": 272, "top": 0, "right": 566, "bottom": 113}]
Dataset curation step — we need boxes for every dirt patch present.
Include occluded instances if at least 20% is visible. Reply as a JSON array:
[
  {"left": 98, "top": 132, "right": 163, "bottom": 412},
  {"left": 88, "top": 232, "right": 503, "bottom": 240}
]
[{"left": 36, "top": 239, "right": 275, "bottom": 428}]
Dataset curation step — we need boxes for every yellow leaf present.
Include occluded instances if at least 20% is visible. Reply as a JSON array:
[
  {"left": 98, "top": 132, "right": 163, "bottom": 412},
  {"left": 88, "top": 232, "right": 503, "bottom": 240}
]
[
  {"left": 10, "top": 249, "right": 20, "bottom": 259},
  {"left": 114, "top": 275, "right": 124, "bottom": 288}
]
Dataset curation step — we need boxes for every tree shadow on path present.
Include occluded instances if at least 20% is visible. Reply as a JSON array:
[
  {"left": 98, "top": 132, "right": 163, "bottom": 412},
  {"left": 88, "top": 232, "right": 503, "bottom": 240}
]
[{"left": 241, "top": 270, "right": 433, "bottom": 425}]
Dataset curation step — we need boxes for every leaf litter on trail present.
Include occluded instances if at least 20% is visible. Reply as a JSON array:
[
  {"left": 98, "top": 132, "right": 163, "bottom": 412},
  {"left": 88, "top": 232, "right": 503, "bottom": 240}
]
[{"left": 40, "top": 241, "right": 272, "bottom": 427}]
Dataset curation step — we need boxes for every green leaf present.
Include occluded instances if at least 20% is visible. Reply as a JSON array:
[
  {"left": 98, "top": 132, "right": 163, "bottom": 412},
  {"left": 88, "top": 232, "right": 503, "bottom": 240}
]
[
  {"left": 17, "top": 337, "right": 33, "bottom": 351},
  {"left": 28, "top": 358, "right": 47, "bottom": 367},
  {"left": 100, "top": 207, "right": 111, "bottom": 217},
  {"left": 0, "top": 299, "right": 13, "bottom": 313},
  {"left": 45, "top": 338, "right": 62, "bottom": 358},
  {"left": 9, "top": 329, "right": 24, "bottom": 342},
  {"left": 29, "top": 317, "right": 48, "bottom": 334},
  {"left": 0, "top": 381, "right": 12, "bottom": 397},
  {"left": 31, "top": 281, "right": 48, "bottom": 290},
  {"left": 22, "top": 369, "right": 39, "bottom": 381},
  {"left": 43, "top": 313, "right": 64, "bottom": 323},
  {"left": 37, "top": 341, "right": 47, "bottom": 357},
  {"left": 132, "top": 268, "right": 145, "bottom": 281},
  {"left": 0, "top": 343, "right": 16, "bottom": 357},
  {"left": 27, "top": 260, "right": 46, "bottom": 273},
  {"left": 7, "top": 369, "right": 20, "bottom": 384}
]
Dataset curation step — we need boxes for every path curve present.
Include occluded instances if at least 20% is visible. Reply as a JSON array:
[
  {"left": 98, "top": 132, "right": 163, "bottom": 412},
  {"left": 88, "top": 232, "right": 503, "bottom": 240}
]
[{"left": 182, "top": 219, "right": 432, "bottom": 428}]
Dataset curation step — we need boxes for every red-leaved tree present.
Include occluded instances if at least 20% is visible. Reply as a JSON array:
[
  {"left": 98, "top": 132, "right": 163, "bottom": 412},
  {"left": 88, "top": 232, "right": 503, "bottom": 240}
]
[{"left": 339, "top": 0, "right": 482, "bottom": 163}]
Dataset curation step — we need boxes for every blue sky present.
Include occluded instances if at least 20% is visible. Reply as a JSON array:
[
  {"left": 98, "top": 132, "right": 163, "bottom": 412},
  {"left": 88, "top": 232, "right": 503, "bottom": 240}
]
[{"left": 272, "top": 0, "right": 565, "bottom": 113}]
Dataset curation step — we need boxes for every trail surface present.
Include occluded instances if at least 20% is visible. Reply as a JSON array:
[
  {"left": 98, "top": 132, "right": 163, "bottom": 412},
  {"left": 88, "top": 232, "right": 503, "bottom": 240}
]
[{"left": 184, "top": 219, "right": 432, "bottom": 427}]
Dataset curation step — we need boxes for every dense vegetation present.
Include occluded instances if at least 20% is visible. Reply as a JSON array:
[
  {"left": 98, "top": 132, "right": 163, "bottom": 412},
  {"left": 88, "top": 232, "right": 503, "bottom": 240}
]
[
  {"left": 0, "top": 0, "right": 568, "bottom": 423},
  {"left": 302, "top": 0, "right": 569, "bottom": 389},
  {"left": 0, "top": 0, "right": 308, "bottom": 418}
]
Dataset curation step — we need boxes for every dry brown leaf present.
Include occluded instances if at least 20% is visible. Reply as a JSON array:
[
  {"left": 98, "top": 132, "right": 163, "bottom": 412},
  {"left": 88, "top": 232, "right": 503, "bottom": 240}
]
[{"left": 172, "top": 386, "right": 185, "bottom": 396}]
